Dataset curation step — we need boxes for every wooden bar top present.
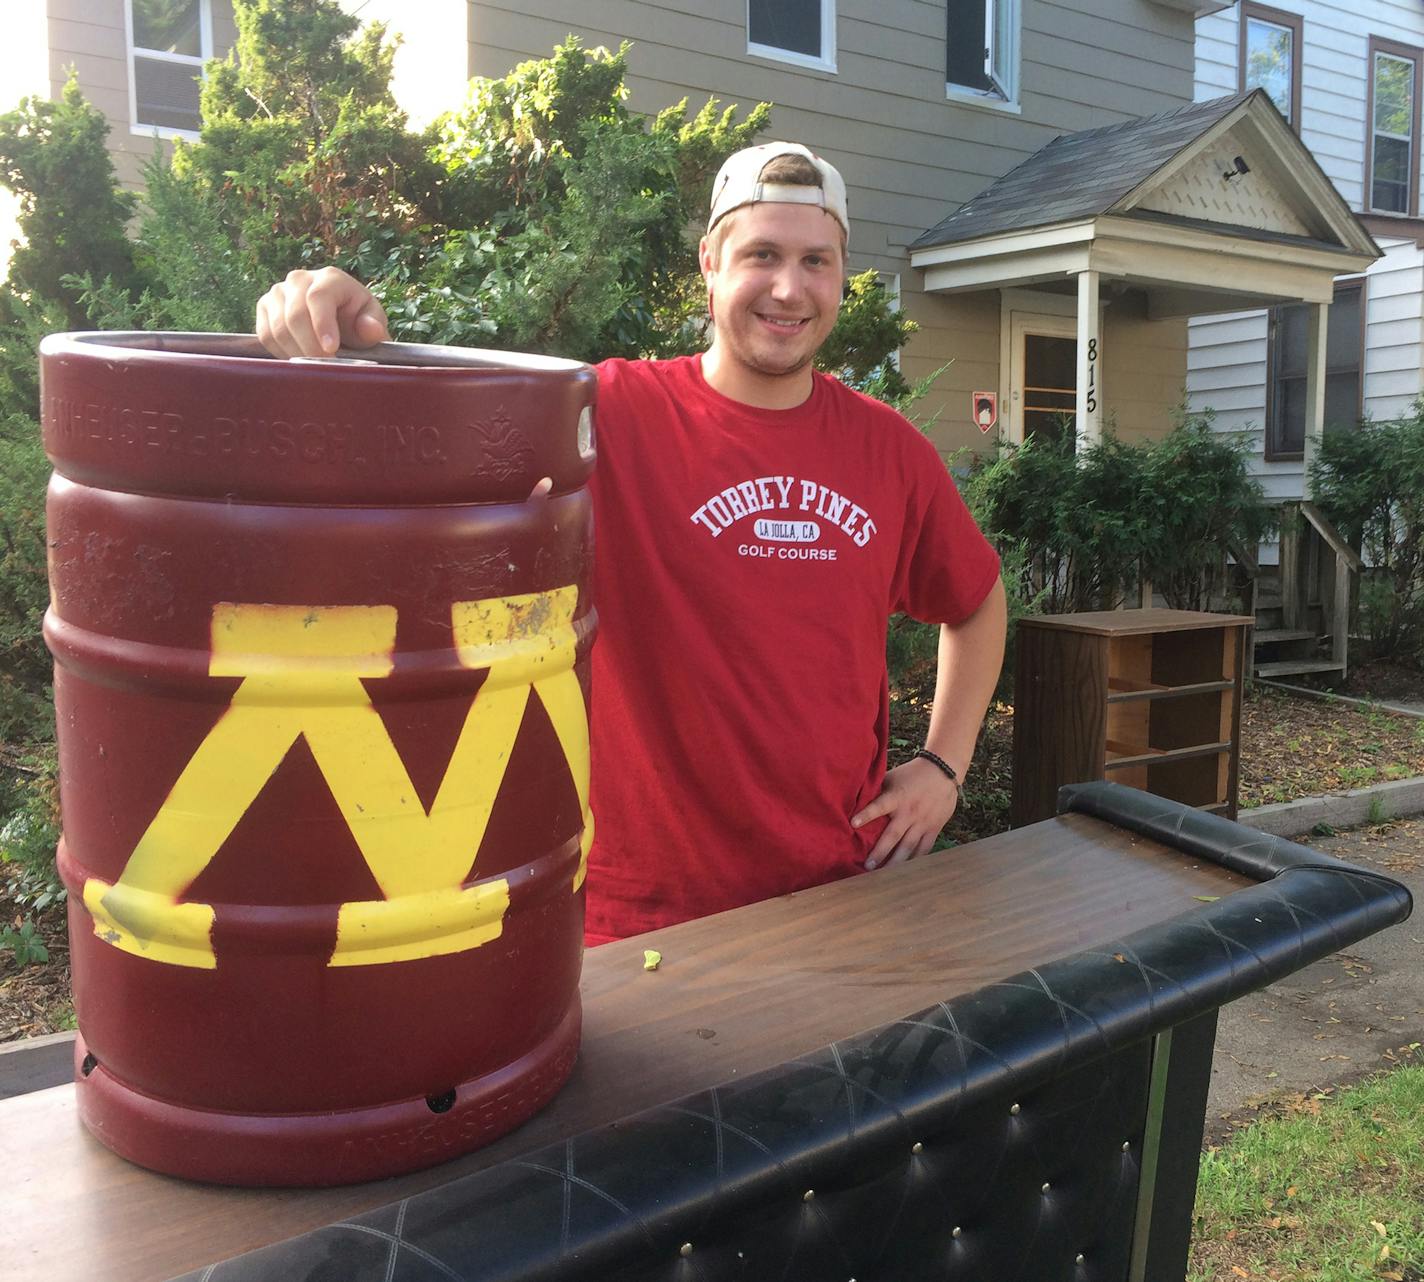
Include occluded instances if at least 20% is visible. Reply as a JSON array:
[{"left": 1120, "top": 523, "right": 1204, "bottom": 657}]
[
  {"left": 1018, "top": 608, "right": 1254, "bottom": 636},
  {"left": 0, "top": 814, "right": 1253, "bottom": 1282}
]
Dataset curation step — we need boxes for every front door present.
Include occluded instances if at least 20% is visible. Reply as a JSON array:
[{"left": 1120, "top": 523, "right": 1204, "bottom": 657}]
[{"left": 1008, "top": 310, "right": 1077, "bottom": 447}]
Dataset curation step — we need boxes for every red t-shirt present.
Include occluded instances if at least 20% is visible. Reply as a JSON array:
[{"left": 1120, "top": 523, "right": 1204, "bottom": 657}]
[{"left": 584, "top": 355, "right": 1000, "bottom": 943}]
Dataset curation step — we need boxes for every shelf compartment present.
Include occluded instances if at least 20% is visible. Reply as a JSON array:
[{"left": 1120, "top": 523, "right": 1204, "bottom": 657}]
[
  {"left": 1106, "top": 677, "right": 1235, "bottom": 703},
  {"left": 1104, "top": 740, "right": 1232, "bottom": 770}
]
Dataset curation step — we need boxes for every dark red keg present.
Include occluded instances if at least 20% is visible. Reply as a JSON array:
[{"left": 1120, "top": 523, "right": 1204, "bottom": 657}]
[{"left": 39, "top": 332, "right": 596, "bottom": 1186}]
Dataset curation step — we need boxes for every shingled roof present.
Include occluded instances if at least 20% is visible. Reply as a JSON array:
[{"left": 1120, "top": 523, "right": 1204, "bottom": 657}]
[{"left": 912, "top": 92, "right": 1257, "bottom": 250}]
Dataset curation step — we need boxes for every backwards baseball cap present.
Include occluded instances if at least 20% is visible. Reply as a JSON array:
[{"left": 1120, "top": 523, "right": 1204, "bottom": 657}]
[{"left": 706, "top": 142, "right": 849, "bottom": 242}]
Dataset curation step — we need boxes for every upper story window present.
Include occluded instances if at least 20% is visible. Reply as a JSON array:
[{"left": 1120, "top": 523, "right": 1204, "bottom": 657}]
[
  {"left": 128, "top": 0, "right": 213, "bottom": 137},
  {"left": 747, "top": 0, "right": 836, "bottom": 73},
  {"left": 1368, "top": 37, "right": 1422, "bottom": 215},
  {"left": 947, "top": 0, "right": 1018, "bottom": 104},
  {"left": 1239, "top": 3, "right": 1303, "bottom": 129}
]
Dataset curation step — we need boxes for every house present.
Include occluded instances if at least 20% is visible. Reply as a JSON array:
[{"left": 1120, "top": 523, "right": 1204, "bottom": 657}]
[{"left": 1191, "top": 0, "right": 1424, "bottom": 506}]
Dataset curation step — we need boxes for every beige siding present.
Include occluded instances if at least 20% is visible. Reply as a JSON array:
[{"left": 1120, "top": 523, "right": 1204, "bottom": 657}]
[
  {"left": 470, "top": 0, "right": 1197, "bottom": 455},
  {"left": 1103, "top": 293, "right": 1188, "bottom": 444},
  {"left": 900, "top": 290, "right": 1003, "bottom": 456}
]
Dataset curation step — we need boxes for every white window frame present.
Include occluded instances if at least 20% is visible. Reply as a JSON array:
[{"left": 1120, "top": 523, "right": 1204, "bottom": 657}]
[
  {"left": 946, "top": 0, "right": 1020, "bottom": 110},
  {"left": 747, "top": 0, "right": 837, "bottom": 74},
  {"left": 126, "top": 0, "right": 214, "bottom": 141},
  {"left": 877, "top": 271, "right": 903, "bottom": 371},
  {"left": 1368, "top": 44, "right": 1420, "bottom": 215}
]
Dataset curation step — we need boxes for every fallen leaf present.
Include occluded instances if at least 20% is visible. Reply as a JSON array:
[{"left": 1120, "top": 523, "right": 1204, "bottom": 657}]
[
  {"left": 1112, "top": 953, "right": 1126, "bottom": 963},
  {"left": 1372, "top": 1220, "right": 1388, "bottom": 1236},
  {"left": 1194, "top": 895, "right": 1221, "bottom": 902},
  {"left": 642, "top": 949, "right": 662, "bottom": 972},
  {"left": 1231, "top": 1267, "right": 1250, "bottom": 1278}
]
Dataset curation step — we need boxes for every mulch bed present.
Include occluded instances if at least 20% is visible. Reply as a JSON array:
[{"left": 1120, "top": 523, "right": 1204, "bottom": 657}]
[
  {"left": 6, "top": 679, "right": 1424, "bottom": 1043},
  {"left": 0, "top": 897, "right": 70, "bottom": 1042},
  {"left": 1239, "top": 685, "right": 1424, "bottom": 808}
]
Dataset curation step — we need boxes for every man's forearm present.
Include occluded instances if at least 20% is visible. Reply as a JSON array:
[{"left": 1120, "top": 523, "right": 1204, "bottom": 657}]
[{"left": 923, "top": 577, "right": 1008, "bottom": 782}]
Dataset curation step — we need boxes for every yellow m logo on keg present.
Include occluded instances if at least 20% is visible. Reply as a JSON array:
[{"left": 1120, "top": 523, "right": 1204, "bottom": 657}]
[{"left": 83, "top": 587, "right": 591, "bottom": 970}]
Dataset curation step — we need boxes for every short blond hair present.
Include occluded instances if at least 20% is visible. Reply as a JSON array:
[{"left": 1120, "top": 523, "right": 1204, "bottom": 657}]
[{"left": 704, "top": 154, "right": 847, "bottom": 268}]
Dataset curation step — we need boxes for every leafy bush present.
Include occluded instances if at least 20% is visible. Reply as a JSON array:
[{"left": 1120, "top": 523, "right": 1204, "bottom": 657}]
[
  {"left": 817, "top": 271, "right": 918, "bottom": 400},
  {"left": 0, "top": 78, "right": 143, "bottom": 328},
  {"left": 1137, "top": 412, "right": 1273, "bottom": 611},
  {"left": 1311, "top": 408, "right": 1424, "bottom": 661},
  {"left": 965, "top": 430, "right": 1145, "bottom": 614},
  {"left": 0, "top": 918, "right": 50, "bottom": 967},
  {"left": 0, "top": 415, "right": 50, "bottom": 751},
  {"left": 0, "top": 744, "right": 61, "bottom": 913},
  {"left": 965, "top": 414, "right": 1269, "bottom": 616}
]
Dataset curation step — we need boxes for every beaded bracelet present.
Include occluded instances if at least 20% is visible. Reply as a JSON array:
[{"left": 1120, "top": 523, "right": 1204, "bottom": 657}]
[{"left": 913, "top": 748, "right": 963, "bottom": 797}]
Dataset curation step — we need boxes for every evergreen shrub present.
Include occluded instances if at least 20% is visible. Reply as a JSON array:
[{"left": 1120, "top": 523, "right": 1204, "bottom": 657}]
[
  {"left": 1312, "top": 408, "right": 1424, "bottom": 662},
  {"left": 964, "top": 413, "right": 1270, "bottom": 619}
]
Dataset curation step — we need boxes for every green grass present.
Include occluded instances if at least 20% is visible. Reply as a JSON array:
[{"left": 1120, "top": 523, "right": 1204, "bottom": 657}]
[{"left": 1190, "top": 1065, "right": 1424, "bottom": 1281}]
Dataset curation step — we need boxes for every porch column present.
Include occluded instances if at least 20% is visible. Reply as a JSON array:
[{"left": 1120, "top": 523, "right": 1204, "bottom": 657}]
[
  {"left": 1075, "top": 269, "right": 1102, "bottom": 449},
  {"left": 1302, "top": 301, "right": 1328, "bottom": 499}
]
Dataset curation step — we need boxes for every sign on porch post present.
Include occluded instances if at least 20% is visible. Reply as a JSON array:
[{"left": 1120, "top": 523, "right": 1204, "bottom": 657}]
[
  {"left": 1075, "top": 270, "right": 1101, "bottom": 450},
  {"left": 1302, "top": 301, "right": 1328, "bottom": 500}
]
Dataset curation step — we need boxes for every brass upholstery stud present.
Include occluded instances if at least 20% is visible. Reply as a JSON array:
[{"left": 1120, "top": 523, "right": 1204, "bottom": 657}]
[
  {"left": 911, "top": 1141, "right": 924, "bottom": 1155},
  {"left": 1009, "top": 1102, "right": 1021, "bottom": 1115},
  {"left": 679, "top": 1243, "right": 693, "bottom": 1258},
  {"left": 803, "top": 1189, "right": 816, "bottom": 1202}
]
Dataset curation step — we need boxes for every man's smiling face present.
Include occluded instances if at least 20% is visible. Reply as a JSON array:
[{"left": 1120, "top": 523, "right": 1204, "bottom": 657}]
[{"left": 699, "top": 201, "right": 845, "bottom": 400}]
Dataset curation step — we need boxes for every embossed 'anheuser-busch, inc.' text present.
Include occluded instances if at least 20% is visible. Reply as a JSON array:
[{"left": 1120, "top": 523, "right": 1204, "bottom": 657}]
[{"left": 46, "top": 396, "right": 450, "bottom": 466}]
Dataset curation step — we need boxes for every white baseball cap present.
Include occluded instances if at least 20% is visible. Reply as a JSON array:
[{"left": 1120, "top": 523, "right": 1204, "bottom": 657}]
[{"left": 706, "top": 142, "right": 849, "bottom": 242}]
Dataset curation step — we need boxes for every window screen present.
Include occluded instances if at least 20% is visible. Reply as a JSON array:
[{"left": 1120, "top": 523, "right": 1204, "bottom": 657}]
[
  {"left": 1268, "top": 284, "right": 1362, "bottom": 458},
  {"left": 131, "top": 0, "right": 206, "bottom": 133},
  {"left": 1372, "top": 50, "right": 1416, "bottom": 213}
]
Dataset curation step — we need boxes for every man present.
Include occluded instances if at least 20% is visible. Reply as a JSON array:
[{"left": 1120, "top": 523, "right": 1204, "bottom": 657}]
[{"left": 257, "top": 142, "right": 1007, "bottom": 944}]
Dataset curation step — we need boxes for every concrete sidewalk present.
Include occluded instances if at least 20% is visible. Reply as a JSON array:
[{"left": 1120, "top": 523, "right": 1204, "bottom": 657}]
[{"left": 1205, "top": 812, "right": 1424, "bottom": 1138}]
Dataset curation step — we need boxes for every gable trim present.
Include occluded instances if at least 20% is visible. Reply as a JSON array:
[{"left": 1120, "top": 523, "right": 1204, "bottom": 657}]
[{"left": 1109, "top": 92, "right": 1378, "bottom": 258}]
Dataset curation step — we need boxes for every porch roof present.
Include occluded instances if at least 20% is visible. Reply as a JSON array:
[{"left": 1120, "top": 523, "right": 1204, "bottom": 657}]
[{"left": 910, "top": 90, "right": 1379, "bottom": 316}]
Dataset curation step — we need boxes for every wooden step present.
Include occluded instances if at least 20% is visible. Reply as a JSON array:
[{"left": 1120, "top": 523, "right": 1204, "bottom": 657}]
[
  {"left": 1252, "top": 629, "right": 1316, "bottom": 645},
  {"left": 1253, "top": 659, "right": 1344, "bottom": 678}
]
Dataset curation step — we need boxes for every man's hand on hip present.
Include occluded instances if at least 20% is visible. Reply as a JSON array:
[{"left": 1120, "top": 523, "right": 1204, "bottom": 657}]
[
  {"left": 255, "top": 266, "right": 389, "bottom": 358},
  {"left": 851, "top": 756, "right": 959, "bottom": 870}
]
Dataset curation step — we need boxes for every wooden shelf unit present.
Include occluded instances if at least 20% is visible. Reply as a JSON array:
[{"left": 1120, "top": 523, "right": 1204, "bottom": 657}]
[{"left": 1010, "top": 609, "right": 1253, "bottom": 828}]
